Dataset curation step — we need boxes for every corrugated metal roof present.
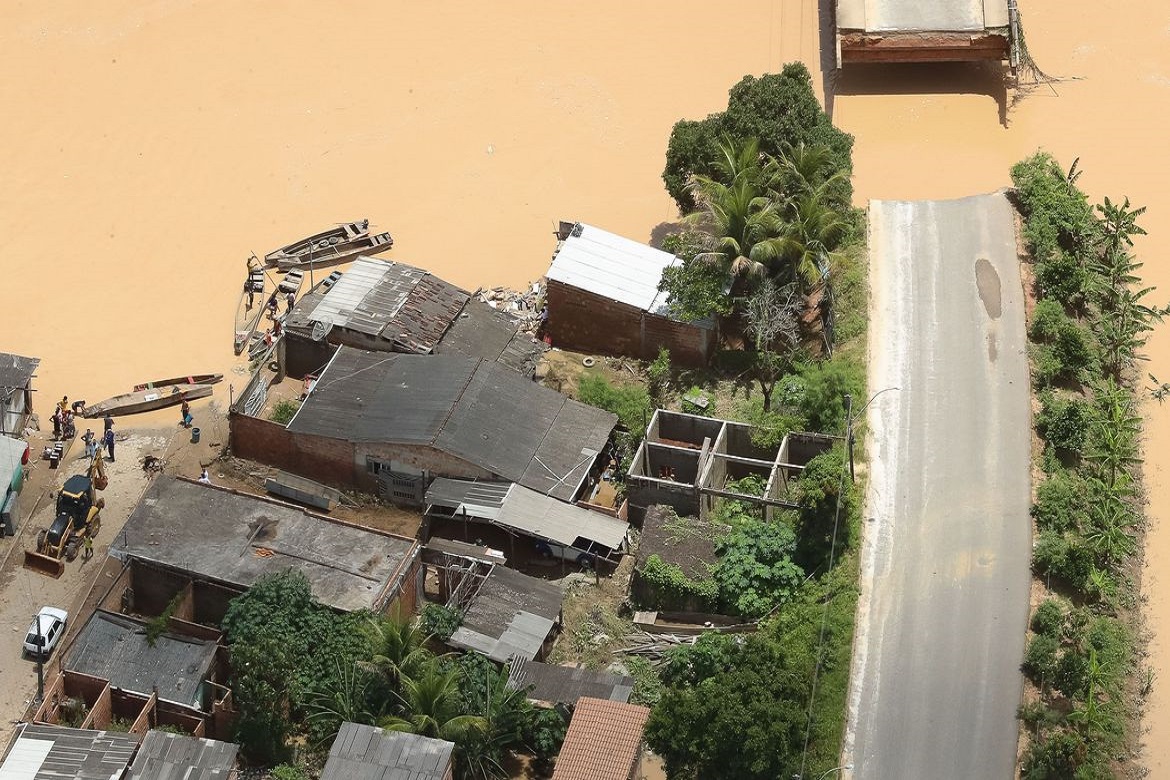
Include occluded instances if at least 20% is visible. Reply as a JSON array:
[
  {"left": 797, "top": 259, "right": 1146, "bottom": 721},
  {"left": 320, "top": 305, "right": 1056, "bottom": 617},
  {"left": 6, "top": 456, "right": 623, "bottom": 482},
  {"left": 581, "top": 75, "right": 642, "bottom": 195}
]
[
  {"left": 546, "top": 223, "right": 679, "bottom": 313},
  {"left": 435, "top": 298, "right": 544, "bottom": 376},
  {"left": 425, "top": 478, "right": 509, "bottom": 518},
  {"left": 449, "top": 566, "right": 563, "bottom": 663},
  {"left": 66, "top": 610, "right": 218, "bottom": 707},
  {"left": 125, "top": 731, "right": 238, "bottom": 780},
  {"left": 321, "top": 723, "right": 453, "bottom": 780},
  {"left": 290, "top": 349, "right": 616, "bottom": 502},
  {"left": 507, "top": 659, "right": 633, "bottom": 705},
  {"left": 0, "top": 353, "right": 38, "bottom": 391},
  {"left": 0, "top": 724, "right": 138, "bottom": 780},
  {"left": 308, "top": 258, "right": 402, "bottom": 334},
  {"left": 384, "top": 273, "right": 468, "bottom": 353}
]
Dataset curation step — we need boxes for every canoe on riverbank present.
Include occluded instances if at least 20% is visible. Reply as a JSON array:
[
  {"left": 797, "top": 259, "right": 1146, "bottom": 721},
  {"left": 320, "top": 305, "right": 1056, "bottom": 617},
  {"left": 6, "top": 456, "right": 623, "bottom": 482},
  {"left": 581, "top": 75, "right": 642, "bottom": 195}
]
[
  {"left": 266, "top": 220, "right": 394, "bottom": 271},
  {"left": 234, "top": 257, "right": 267, "bottom": 355},
  {"left": 81, "top": 383, "right": 214, "bottom": 418},
  {"left": 133, "top": 373, "right": 223, "bottom": 391}
]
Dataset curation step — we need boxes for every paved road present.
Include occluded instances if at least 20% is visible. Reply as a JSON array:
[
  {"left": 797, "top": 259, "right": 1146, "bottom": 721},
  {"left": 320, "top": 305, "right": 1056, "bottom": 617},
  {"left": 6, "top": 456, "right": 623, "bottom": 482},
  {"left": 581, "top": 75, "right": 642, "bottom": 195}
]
[{"left": 844, "top": 193, "right": 1032, "bottom": 779}]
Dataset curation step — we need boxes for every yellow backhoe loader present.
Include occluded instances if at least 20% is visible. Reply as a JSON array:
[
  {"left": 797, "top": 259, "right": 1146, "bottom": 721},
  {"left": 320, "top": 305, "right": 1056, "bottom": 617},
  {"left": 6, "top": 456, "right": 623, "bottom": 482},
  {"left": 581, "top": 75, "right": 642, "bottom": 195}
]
[{"left": 23, "top": 453, "right": 107, "bottom": 578}]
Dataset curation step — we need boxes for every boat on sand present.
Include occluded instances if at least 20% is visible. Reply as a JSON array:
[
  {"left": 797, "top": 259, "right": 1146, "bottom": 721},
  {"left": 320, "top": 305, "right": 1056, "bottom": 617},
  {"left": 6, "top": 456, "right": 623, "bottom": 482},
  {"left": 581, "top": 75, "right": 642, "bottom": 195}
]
[
  {"left": 265, "top": 220, "right": 394, "bottom": 271},
  {"left": 133, "top": 374, "right": 223, "bottom": 391},
  {"left": 82, "top": 383, "right": 214, "bottom": 418},
  {"left": 234, "top": 256, "right": 267, "bottom": 355}
]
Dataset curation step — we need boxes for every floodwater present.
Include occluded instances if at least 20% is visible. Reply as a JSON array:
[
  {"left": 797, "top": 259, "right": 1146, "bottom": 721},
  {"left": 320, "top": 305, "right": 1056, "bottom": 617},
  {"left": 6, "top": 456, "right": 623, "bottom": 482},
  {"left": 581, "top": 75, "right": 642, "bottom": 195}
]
[{"left": 4, "top": 0, "right": 1170, "bottom": 771}]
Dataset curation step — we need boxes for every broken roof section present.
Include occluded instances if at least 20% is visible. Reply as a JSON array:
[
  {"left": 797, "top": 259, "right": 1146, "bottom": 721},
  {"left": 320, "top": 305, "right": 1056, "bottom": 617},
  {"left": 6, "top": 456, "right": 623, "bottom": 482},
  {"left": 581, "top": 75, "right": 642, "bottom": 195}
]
[
  {"left": 448, "top": 565, "right": 564, "bottom": 663},
  {"left": 112, "top": 477, "right": 419, "bottom": 613},
  {"left": 551, "top": 698, "right": 651, "bottom": 780},
  {"left": 125, "top": 731, "right": 238, "bottom": 780},
  {"left": 0, "top": 723, "right": 138, "bottom": 780},
  {"left": 546, "top": 223, "right": 678, "bottom": 317},
  {"left": 0, "top": 351, "right": 38, "bottom": 392},
  {"left": 322, "top": 722, "right": 453, "bottom": 780},
  {"left": 287, "top": 258, "right": 543, "bottom": 372},
  {"left": 506, "top": 658, "right": 633, "bottom": 706},
  {"left": 65, "top": 610, "right": 218, "bottom": 708},
  {"left": 426, "top": 478, "right": 628, "bottom": 552},
  {"left": 289, "top": 348, "right": 617, "bottom": 502}
]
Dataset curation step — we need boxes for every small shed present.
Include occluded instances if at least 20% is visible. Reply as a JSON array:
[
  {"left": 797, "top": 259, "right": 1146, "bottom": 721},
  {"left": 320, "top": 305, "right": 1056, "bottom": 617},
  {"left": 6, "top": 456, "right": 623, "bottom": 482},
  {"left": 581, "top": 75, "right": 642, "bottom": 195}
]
[
  {"left": 447, "top": 566, "right": 564, "bottom": 663},
  {"left": 322, "top": 722, "right": 454, "bottom": 780},
  {"left": 0, "top": 351, "right": 39, "bottom": 437},
  {"left": 543, "top": 222, "right": 717, "bottom": 366},
  {"left": 425, "top": 478, "right": 629, "bottom": 564}
]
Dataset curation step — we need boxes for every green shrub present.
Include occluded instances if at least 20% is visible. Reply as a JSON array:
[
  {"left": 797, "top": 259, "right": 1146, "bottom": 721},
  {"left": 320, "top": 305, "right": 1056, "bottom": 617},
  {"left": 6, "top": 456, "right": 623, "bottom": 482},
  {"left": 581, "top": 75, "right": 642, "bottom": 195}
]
[
  {"left": 1030, "top": 300, "right": 1069, "bottom": 342},
  {"left": 1035, "top": 250, "right": 1089, "bottom": 309},
  {"left": 1020, "top": 729, "right": 1087, "bottom": 780},
  {"left": 680, "top": 386, "right": 716, "bottom": 417},
  {"left": 712, "top": 520, "right": 804, "bottom": 618},
  {"left": 1030, "top": 344, "right": 1064, "bottom": 388},
  {"left": 1031, "top": 472, "right": 1090, "bottom": 534},
  {"left": 1023, "top": 634, "right": 1061, "bottom": 686},
  {"left": 270, "top": 766, "right": 308, "bottom": 780},
  {"left": 1036, "top": 392, "right": 1093, "bottom": 455},
  {"left": 1032, "top": 531, "right": 1092, "bottom": 589},
  {"left": 639, "top": 554, "right": 719, "bottom": 609},
  {"left": 1028, "top": 302, "right": 1096, "bottom": 383},
  {"left": 797, "top": 358, "right": 864, "bottom": 433},
  {"left": 270, "top": 399, "right": 300, "bottom": 425},
  {"left": 734, "top": 392, "right": 805, "bottom": 449},
  {"left": 419, "top": 603, "right": 462, "bottom": 640},
  {"left": 576, "top": 373, "right": 652, "bottom": 433},
  {"left": 1055, "top": 649, "right": 1090, "bottom": 699},
  {"left": 1031, "top": 599, "right": 1066, "bottom": 638}
]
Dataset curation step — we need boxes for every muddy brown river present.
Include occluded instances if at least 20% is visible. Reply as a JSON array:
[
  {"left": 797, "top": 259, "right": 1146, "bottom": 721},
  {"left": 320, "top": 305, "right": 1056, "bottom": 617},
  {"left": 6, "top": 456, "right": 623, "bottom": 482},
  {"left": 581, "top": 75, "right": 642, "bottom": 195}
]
[{"left": 2, "top": 0, "right": 1168, "bottom": 771}]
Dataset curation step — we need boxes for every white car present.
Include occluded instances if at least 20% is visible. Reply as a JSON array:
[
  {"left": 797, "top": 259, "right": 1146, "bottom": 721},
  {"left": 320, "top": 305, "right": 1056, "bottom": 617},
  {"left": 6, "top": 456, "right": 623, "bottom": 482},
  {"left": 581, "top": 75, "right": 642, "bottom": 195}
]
[{"left": 24, "top": 607, "right": 67, "bottom": 659}]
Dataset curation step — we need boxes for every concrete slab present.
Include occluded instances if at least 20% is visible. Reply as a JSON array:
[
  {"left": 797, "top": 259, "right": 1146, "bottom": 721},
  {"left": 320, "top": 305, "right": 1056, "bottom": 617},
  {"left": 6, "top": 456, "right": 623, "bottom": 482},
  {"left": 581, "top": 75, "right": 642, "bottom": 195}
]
[{"left": 865, "top": 0, "right": 984, "bottom": 32}]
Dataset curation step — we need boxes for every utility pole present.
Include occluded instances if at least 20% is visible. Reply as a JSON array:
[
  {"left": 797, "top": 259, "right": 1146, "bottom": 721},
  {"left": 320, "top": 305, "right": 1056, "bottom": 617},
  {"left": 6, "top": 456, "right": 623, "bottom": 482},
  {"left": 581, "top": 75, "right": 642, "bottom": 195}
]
[{"left": 844, "top": 394, "right": 855, "bottom": 482}]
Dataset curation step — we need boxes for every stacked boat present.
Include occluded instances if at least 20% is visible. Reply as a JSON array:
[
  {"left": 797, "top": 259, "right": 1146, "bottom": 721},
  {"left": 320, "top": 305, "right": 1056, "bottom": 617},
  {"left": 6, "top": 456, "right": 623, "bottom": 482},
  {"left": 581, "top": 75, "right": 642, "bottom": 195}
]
[{"left": 263, "top": 219, "right": 393, "bottom": 271}]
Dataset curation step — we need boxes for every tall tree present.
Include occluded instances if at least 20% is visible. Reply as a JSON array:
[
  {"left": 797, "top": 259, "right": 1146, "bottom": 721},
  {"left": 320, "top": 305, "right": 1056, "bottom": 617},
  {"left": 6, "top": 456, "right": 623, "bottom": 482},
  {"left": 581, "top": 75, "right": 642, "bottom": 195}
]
[
  {"left": 744, "top": 279, "right": 802, "bottom": 411},
  {"left": 381, "top": 665, "right": 487, "bottom": 743}
]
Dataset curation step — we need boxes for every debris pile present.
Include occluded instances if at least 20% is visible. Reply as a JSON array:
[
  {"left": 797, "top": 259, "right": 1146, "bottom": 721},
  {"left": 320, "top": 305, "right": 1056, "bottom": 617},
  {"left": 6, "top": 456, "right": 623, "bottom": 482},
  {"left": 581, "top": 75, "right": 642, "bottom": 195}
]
[{"left": 475, "top": 281, "right": 545, "bottom": 335}]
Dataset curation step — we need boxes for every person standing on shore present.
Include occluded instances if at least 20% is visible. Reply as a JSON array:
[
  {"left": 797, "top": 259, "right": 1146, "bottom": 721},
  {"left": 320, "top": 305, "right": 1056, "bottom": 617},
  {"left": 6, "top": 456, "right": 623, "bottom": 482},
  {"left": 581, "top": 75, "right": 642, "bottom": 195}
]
[
  {"left": 103, "top": 428, "right": 115, "bottom": 462},
  {"left": 180, "top": 399, "right": 192, "bottom": 428},
  {"left": 51, "top": 408, "right": 61, "bottom": 440},
  {"left": 286, "top": 290, "right": 295, "bottom": 312},
  {"left": 82, "top": 429, "right": 96, "bottom": 458},
  {"left": 104, "top": 414, "right": 114, "bottom": 433}
]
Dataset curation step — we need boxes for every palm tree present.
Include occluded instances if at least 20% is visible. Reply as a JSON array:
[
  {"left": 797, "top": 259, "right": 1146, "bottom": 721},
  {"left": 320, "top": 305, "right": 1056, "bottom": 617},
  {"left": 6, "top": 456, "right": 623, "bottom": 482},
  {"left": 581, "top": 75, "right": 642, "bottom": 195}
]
[
  {"left": 771, "top": 142, "right": 850, "bottom": 206},
  {"left": 380, "top": 665, "right": 487, "bottom": 743},
  {"left": 683, "top": 137, "right": 785, "bottom": 284},
  {"left": 363, "top": 615, "right": 433, "bottom": 689},
  {"left": 775, "top": 194, "right": 849, "bottom": 290},
  {"left": 304, "top": 660, "right": 380, "bottom": 743}
]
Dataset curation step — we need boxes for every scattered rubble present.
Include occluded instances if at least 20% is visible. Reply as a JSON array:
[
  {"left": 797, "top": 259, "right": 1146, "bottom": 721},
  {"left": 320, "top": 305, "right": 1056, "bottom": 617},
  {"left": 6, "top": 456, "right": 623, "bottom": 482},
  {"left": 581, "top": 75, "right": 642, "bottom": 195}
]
[{"left": 474, "top": 281, "right": 545, "bottom": 335}]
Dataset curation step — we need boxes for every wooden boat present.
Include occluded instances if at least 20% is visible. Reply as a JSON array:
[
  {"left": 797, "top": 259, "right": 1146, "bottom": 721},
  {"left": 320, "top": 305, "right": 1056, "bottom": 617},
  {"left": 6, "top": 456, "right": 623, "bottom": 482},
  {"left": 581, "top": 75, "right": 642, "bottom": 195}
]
[
  {"left": 82, "top": 383, "right": 214, "bottom": 418},
  {"left": 133, "top": 373, "right": 223, "bottom": 392},
  {"left": 277, "top": 268, "right": 304, "bottom": 295},
  {"left": 267, "top": 220, "right": 394, "bottom": 271},
  {"left": 264, "top": 220, "right": 369, "bottom": 267},
  {"left": 234, "top": 256, "right": 268, "bottom": 356}
]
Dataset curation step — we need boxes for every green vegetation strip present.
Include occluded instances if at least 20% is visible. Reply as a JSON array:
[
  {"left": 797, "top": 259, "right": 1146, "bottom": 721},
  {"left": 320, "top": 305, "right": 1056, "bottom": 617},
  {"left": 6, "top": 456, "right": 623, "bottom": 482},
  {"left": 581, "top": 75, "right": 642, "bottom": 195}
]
[{"left": 1012, "top": 152, "right": 1158, "bottom": 779}]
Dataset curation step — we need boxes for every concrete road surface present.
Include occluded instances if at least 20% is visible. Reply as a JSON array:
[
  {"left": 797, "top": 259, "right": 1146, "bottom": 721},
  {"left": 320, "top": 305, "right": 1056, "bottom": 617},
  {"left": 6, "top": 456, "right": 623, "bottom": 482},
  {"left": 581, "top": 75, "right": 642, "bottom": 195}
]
[{"left": 844, "top": 193, "right": 1032, "bottom": 779}]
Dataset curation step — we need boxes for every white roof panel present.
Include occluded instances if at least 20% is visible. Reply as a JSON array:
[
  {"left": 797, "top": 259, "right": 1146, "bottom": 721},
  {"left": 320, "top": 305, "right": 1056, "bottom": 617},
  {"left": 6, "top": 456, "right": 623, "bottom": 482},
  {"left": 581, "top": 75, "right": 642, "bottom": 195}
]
[
  {"left": 308, "top": 257, "right": 394, "bottom": 327},
  {"left": 501, "top": 483, "right": 629, "bottom": 550},
  {"left": 547, "top": 224, "right": 679, "bottom": 312}
]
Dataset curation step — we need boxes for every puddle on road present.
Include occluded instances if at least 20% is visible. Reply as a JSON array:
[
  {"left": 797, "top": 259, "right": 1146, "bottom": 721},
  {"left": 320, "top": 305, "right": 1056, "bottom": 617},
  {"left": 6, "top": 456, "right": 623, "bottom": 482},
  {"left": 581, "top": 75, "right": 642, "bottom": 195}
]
[{"left": 975, "top": 257, "right": 1003, "bottom": 320}]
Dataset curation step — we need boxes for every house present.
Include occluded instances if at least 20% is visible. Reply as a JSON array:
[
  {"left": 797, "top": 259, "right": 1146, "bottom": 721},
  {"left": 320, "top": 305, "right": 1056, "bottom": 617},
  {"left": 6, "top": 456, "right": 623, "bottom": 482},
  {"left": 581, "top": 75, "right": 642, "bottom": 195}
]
[
  {"left": 626, "top": 409, "right": 836, "bottom": 520},
  {"left": 543, "top": 222, "right": 717, "bottom": 366},
  {"left": 230, "top": 347, "right": 618, "bottom": 505},
  {"left": 551, "top": 697, "right": 652, "bottom": 780},
  {"left": 506, "top": 658, "right": 634, "bottom": 706},
  {"left": 110, "top": 477, "right": 422, "bottom": 616},
  {"left": 322, "top": 722, "right": 454, "bottom": 780},
  {"left": 0, "top": 723, "right": 138, "bottom": 779},
  {"left": 283, "top": 257, "right": 543, "bottom": 378},
  {"left": 0, "top": 351, "right": 39, "bottom": 436},
  {"left": 64, "top": 610, "right": 220, "bottom": 710},
  {"left": 124, "top": 731, "right": 238, "bottom": 780},
  {"left": 434, "top": 562, "right": 565, "bottom": 663},
  {"left": 835, "top": 0, "right": 1012, "bottom": 65},
  {"left": 424, "top": 478, "right": 630, "bottom": 566}
]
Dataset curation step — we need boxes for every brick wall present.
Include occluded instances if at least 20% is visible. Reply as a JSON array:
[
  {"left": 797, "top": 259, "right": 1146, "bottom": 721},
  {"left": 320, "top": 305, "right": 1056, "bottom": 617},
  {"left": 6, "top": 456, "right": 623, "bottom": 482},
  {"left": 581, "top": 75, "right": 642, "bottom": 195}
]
[
  {"left": 230, "top": 412, "right": 356, "bottom": 488},
  {"left": 193, "top": 580, "right": 241, "bottom": 628},
  {"left": 82, "top": 685, "right": 113, "bottom": 730},
  {"left": 545, "top": 280, "right": 715, "bottom": 367},
  {"left": 284, "top": 334, "right": 339, "bottom": 380},
  {"left": 131, "top": 564, "right": 192, "bottom": 618}
]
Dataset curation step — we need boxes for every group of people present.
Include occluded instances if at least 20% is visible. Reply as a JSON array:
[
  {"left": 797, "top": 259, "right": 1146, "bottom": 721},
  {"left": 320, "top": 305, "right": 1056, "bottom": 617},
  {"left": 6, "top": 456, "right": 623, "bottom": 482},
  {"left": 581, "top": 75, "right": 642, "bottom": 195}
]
[
  {"left": 81, "top": 413, "right": 117, "bottom": 462},
  {"left": 50, "top": 396, "right": 78, "bottom": 441},
  {"left": 266, "top": 289, "right": 296, "bottom": 319}
]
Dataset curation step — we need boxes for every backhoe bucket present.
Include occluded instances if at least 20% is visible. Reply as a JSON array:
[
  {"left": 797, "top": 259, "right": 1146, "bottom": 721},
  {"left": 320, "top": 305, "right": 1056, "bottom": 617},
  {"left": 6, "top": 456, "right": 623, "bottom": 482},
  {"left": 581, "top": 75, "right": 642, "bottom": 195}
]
[{"left": 23, "top": 550, "right": 65, "bottom": 578}]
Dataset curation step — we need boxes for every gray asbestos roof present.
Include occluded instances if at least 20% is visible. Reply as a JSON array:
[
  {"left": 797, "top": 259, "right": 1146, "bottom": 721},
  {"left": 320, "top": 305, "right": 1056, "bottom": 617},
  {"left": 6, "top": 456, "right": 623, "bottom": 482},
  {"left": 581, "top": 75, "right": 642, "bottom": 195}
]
[
  {"left": 289, "top": 349, "right": 617, "bottom": 502},
  {"left": 112, "top": 477, "right": 418, "bottom": 612},
  {"left": 0, "top": 723, "right": 138, "bottom": 780},
  {"left": 0, "top": 352, "right": 38, "bottom": 397},
  {"left": 449, "top": 565, "right": 564, "bottom": 663},
  {"left": 65, "top": 610, "right": 217, "bottom": 707},
  {"left": 426, "top": 478, "right": 628, "bottom": 550},
  {"left": 507, "top": 658, "right": 633, "bottom": 705},
  {"left": 322, "top": 722, "right": 453, "bottom": 780},
  {"left": 125, "top": 731, "right": 238, "bottom": 780},
  {"left": 436, "top": 298, "right": 544, "bottom": 376}
]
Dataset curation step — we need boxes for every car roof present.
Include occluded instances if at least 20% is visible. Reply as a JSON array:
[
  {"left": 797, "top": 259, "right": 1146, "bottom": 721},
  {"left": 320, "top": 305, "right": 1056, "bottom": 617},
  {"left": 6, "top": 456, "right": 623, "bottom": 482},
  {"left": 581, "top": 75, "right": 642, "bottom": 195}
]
[{"left": 36, "top": 606, "right": 68, "bottom": 622}]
